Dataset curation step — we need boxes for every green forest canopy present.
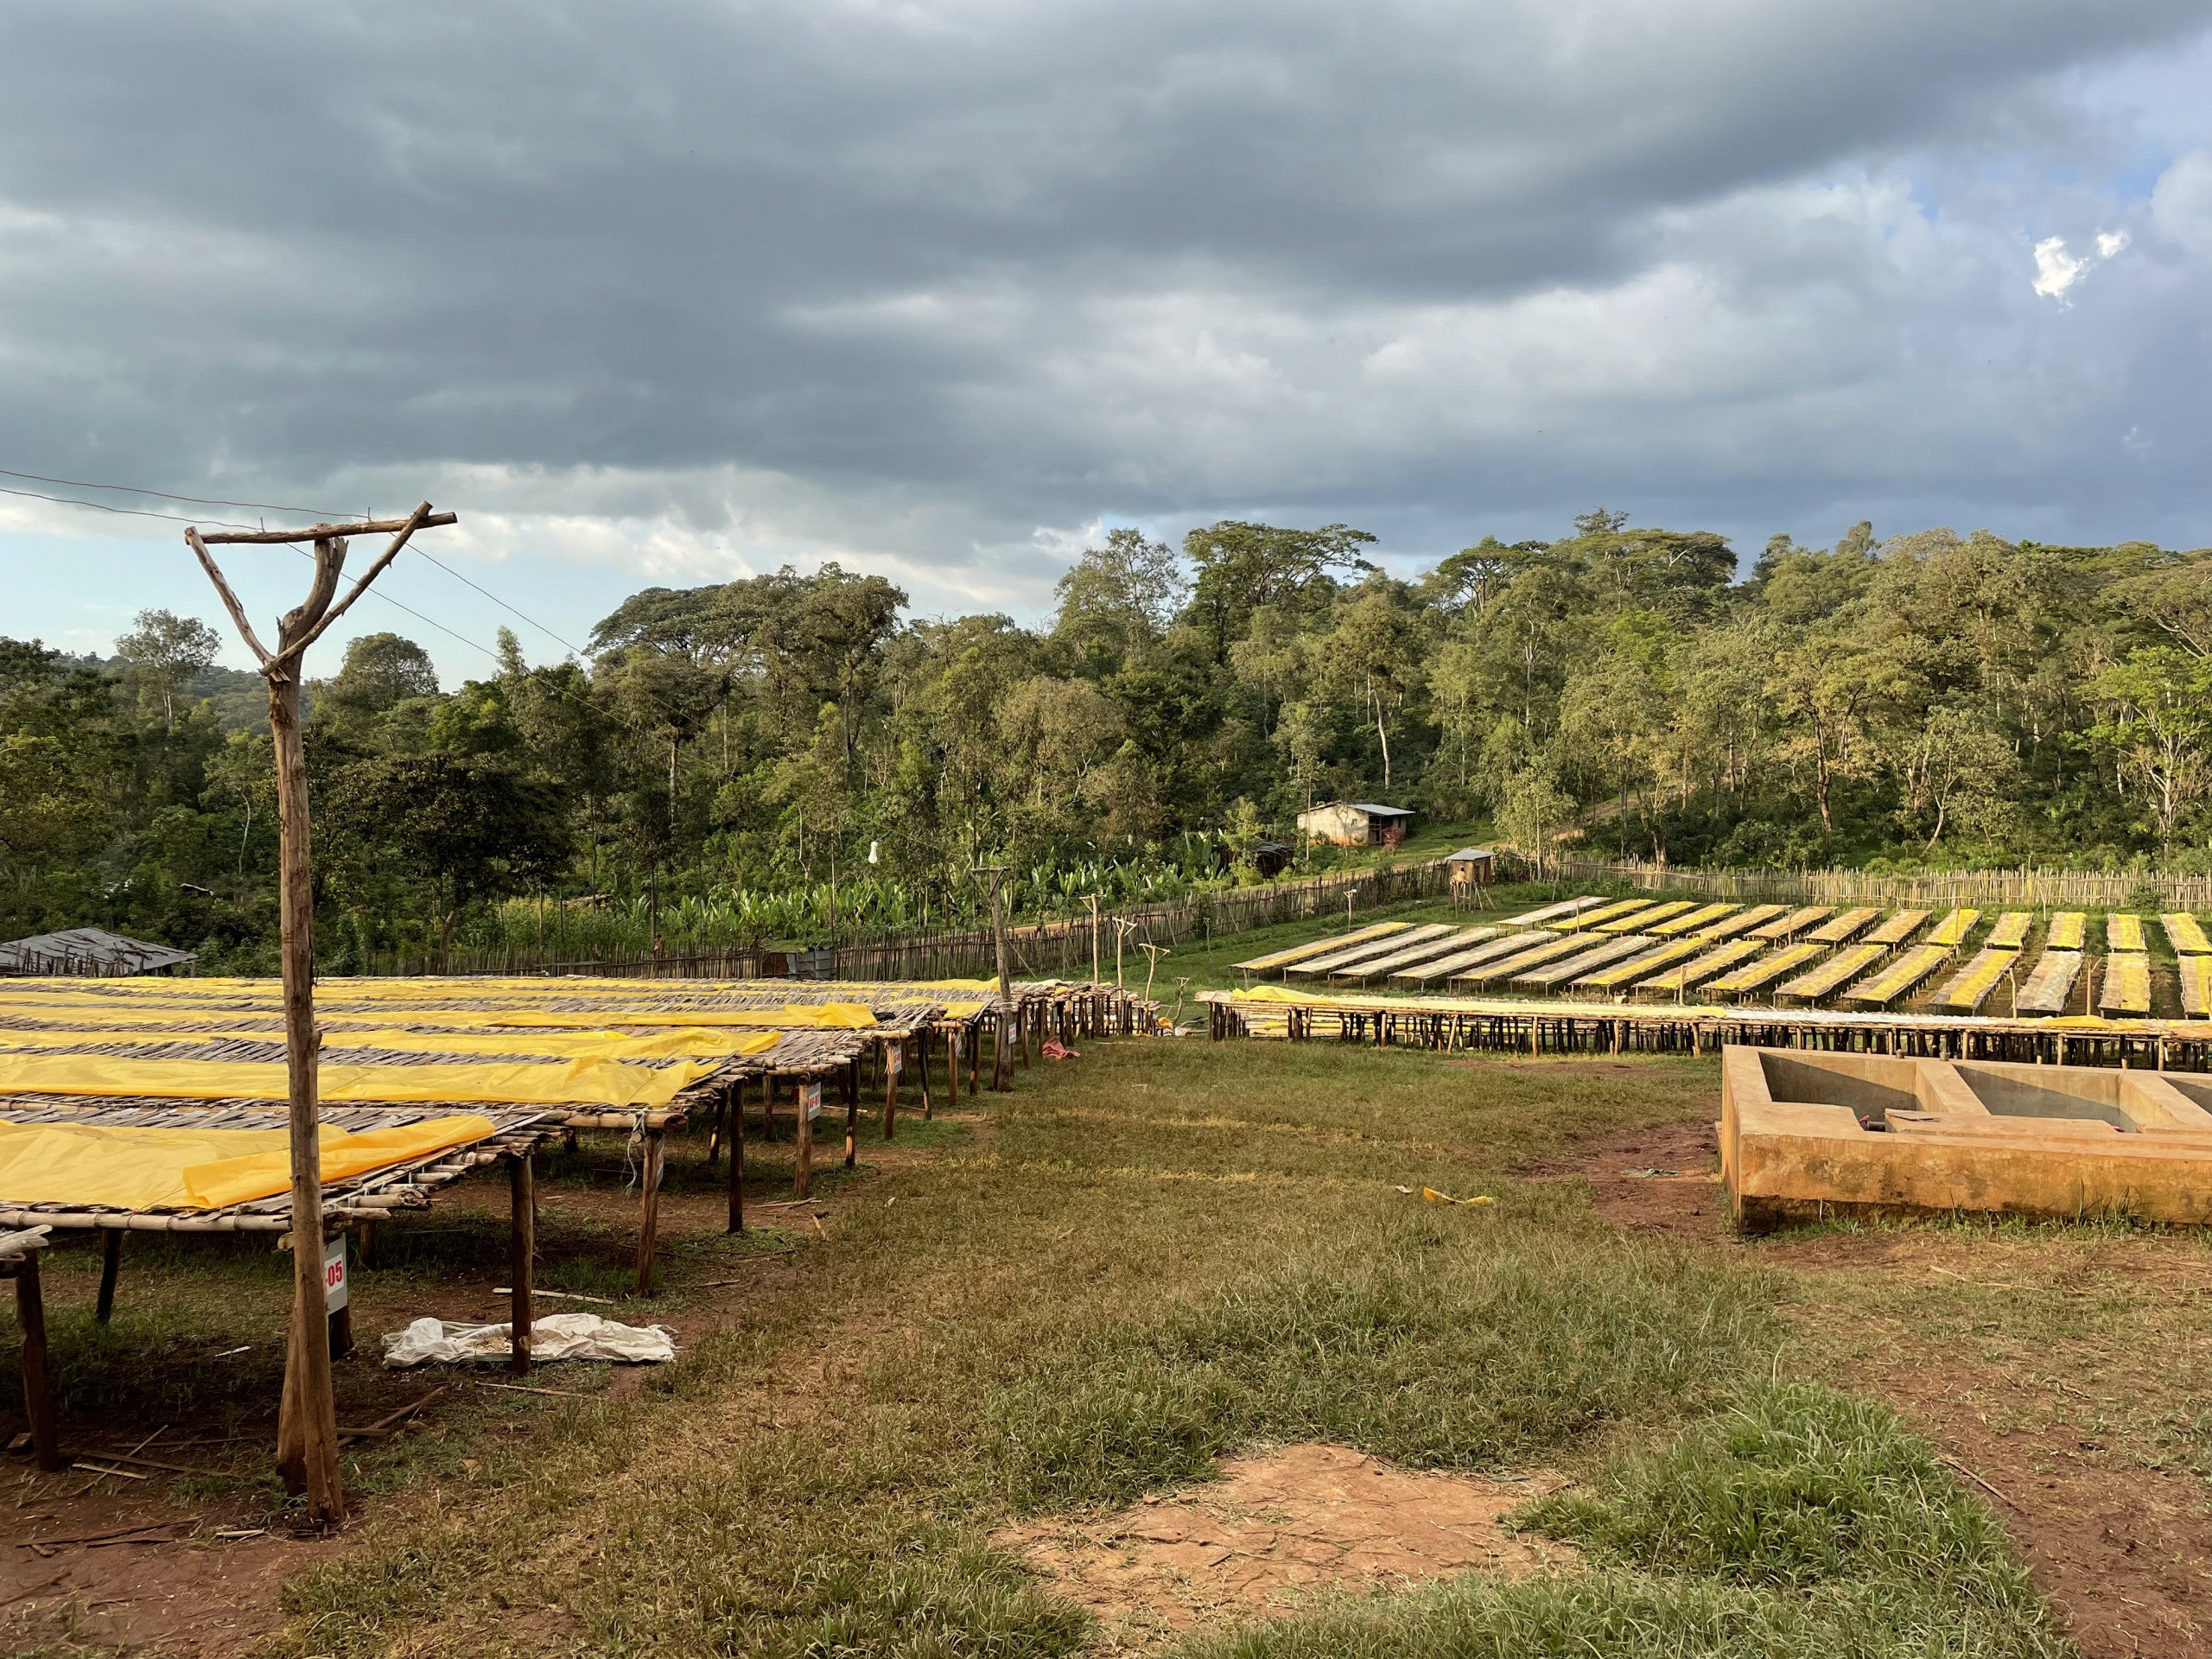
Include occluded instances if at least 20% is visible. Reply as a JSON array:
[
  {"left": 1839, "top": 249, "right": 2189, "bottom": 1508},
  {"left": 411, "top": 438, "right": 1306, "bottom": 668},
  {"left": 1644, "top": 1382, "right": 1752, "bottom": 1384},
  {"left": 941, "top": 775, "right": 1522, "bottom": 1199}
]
[{"left": 4, "top": 511, "right": 2210, "bottom": 969}]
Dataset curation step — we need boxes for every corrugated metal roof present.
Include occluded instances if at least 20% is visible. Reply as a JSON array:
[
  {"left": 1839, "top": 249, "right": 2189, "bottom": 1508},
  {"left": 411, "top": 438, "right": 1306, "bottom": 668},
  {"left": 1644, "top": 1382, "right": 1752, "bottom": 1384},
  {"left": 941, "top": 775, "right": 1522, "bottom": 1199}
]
[
  {"left": 1344, "top": 803, "right": 1413, "bottom": 817},
  {"left": 0, "top": 927, "right": 197, "bottom": 975}
]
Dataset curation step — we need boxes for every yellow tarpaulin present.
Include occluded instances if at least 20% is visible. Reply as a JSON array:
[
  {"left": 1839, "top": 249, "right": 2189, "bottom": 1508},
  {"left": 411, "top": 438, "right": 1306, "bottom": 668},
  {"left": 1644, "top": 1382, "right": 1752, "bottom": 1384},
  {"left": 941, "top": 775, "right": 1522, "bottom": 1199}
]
[
  {"left": 0, "top": 1053, "right": 721, "bottom": 1108},
  {"left": 0, "top": 1114, "right": 495, "bottom": 1211},
  {"left": 0, "top": 1025, "right": 782, "bottom": 1063},
  {"left": 486, "top": 1002, "right": 879, "bottom": 1030},
  {"left": 0, "top": 998, "right": 878, "bottom": 1031}
]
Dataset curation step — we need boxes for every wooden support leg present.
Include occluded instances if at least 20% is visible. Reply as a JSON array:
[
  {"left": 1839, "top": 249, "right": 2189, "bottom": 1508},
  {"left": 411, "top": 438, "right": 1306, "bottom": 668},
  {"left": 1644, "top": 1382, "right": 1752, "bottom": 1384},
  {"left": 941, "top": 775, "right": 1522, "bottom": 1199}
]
[
  {"left": 969, "top": 1028, "right": 979, "bottom": 1090},
  {"left": 920, "top": 1038, "right": 934, "bottom": 1122},
  {"left": 14, "top": 1256, "right": 60, "bottom": 1472},
  {"left": 948, "top": 1033, "right": 962, "bottom": 1109},
  {"left": 843, "top": 1060, "right": 859, "bottom": 1169},
  {"left": 511, "top": 1150, "right": 535, "bottom": 1374},
  {"left": 994, "top": 1013, "right": 1011, "bottom": 1092},
  {"left": 358, "top": 1218, "right": 379, "bottom": 1268},
  {"left": 883, "top": 1041, "right": 900, "bottom": 1140},
  {"left": 707, "top": 1090, "right": 726, "bottom": 1166},
  {"left": 727, "top": 1082, "right": 747, "bottom": 1235},
  {"left": 795, "top": 1083, "right": 815, "bottom": 1199},
  {"left": 1019, "top": 1006, "right": 1032, "bottom": 1067},
  {"left": 632, "top": 1128, "right": 665, "bottom": 1297},
  {"left": 328, "top": 1262, "right": 353, "bottom": 1363},
  {"left": 95, "top": 1228, "right": 122, "bottom": 1325}
]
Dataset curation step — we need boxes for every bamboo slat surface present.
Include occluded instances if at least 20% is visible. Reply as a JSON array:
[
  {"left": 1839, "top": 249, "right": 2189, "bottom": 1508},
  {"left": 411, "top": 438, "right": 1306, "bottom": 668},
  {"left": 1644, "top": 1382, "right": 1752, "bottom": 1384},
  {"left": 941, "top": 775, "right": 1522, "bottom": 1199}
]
[
  {"left": 1751, "top": 907, "right": 1833, "bottom": 942},
  {"left": 1595, "top": 900, "right": 1694, "bottom": 935},
  {"left": 1512, "top": 935, "right": 1656, "bottom": 989},
  {"left": 2183, "top": 957, "right": 2212, "bottom": 1018},
  {"left": 2164, "top": 914, "right": 2212, "bottom": 956},
  {"left": 1986, "top": 912, "right": 2033, "bottom": 950},
  {"left": 2047, "top": 912, "right": 2088, "bottom": 950},
  {"left": 1578, "top": 938, "right": 1707, "bottom": 991},
  {"left": 1649, "top": 903, "right": 1738, "bottom": 938},
  {"left": 1698, "top": 904, "right": 1789, "bottom": 940},
  {"left": 2015, "top": 950, "right": 2084, "bottom": 1015},
  {"left": 1843, "top": 944, "right": 1951, "bottom": 1007},
  {"left": 1866, "top": 910, "right": 1932, "bottom": 946},
  {"left": 1458, "top": 932, "right": 1603, "bottom": 984},
  {"left": 1396, "top": 931, "right": 1549, "bottom": 984},
  {"left": 1807, "top": 907, "right": 1882, "bottom": 944},
  {"left": 2099, "top": 953, "right": 2152, "bottom": 1014},
  {"left": 1506, "top": 897, "right": 1606, "bottom": 928},
  {"left": 1778, "top": 945, "right": 1885, "bottom": 1002},
  {"left": 1707, "top": 943, "right": 1825, "bottom": 995},
  {"left": 1573, "top": 899, "right": 1666, "bottom": 930},
  {"left": 1634, "top": 938, "right": 1764, "bottom": 994},
  {"left": 1934, "top": 947, "right": 2022, "bottom": 1013},
  {"left": 1928, "top": 909, "right": 1981, "bottom": 948},
  {"left": 2107, "top": 915, "right": 2149, "bottom": 952},
  {"left": 1334, "top": 928, "right": 1499, "bottom": 980},
  {"left": 1290, "top": 925, "right": 1459, "bottom": 978},
  {"left": 1232, "top": 922, "right": 1411, "bottom": 973}
]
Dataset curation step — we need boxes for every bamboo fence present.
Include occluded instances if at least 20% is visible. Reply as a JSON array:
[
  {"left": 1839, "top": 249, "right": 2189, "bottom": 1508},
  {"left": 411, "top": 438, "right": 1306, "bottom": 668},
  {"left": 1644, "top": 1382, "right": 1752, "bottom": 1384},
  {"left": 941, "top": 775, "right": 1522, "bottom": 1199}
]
[
  {"left": 1522, "top": 853, "right": 2212, "bottom": 911},
  {"left": 358, "top": 859, "right": 1454, "bottom": 981}
]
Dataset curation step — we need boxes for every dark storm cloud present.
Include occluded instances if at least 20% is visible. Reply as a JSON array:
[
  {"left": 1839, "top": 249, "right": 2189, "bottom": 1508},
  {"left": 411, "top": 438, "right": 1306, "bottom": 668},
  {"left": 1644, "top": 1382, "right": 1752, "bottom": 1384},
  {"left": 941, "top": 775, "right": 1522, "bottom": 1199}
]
[{"left": 3, "top": 0, "right": 2211, "bottom": 599}]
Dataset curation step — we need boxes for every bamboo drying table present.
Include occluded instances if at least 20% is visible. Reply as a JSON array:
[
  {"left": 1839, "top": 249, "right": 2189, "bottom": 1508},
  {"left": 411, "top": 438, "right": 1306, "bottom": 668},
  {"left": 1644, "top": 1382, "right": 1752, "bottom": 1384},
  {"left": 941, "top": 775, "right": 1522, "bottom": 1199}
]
[{"left": 0, "top": 1098, "right": 557, "bottom": 1380}]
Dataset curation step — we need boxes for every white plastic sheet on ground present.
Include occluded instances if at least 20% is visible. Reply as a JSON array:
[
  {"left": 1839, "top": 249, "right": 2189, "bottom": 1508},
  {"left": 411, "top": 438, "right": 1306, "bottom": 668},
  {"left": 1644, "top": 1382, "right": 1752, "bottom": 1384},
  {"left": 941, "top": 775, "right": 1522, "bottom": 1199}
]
[{"left": 381, "top": 1312, "right": 677, "bottom": 1368}]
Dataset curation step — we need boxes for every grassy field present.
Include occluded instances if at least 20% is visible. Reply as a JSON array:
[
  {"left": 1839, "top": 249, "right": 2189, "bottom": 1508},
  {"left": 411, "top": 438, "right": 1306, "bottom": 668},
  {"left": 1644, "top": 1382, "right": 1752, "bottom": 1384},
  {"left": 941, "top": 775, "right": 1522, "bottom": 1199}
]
[{"left": 20, "top": 1031, "right": 2212, "bottom": 1656}]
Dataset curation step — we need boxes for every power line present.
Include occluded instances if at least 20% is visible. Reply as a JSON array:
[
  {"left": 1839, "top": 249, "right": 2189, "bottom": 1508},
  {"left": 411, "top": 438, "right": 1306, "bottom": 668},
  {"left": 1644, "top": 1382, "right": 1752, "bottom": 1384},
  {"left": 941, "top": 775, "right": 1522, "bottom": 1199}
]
[
  {"left": 4, "top": 476, "right": 503, "bottom": 664},
  {"left": 1, "top": 482, "right": 264, "bottom": 532},
  {"left": 0, "top": 466, "right": 353, "bottom": 520},
  {"left": 407, "top": 544, "right": 586, "bottom": 658}
]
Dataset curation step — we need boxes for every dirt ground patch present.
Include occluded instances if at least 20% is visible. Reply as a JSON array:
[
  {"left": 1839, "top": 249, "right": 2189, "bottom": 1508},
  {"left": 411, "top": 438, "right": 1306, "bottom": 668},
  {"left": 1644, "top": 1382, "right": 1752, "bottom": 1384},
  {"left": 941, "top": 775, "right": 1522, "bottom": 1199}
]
[
  {"left": 0, "top": 1113, "right": 976, "bottom": 1656},
  {"left": 2, "top": 1507, "right": 337, "bottom": 1655},
  {"left": 1876, "top": 1363, "right": 2212, "bottom": 1659},
  {"left": 1529, "top": 1101, "right": 2212, "bottom": 1659},
  {"left": 995, "top": 1444, "right": 1577, "bottom": 1649},
  {"left": 1517, "top": 1116, "right": 1726, "bottom": 1241}
]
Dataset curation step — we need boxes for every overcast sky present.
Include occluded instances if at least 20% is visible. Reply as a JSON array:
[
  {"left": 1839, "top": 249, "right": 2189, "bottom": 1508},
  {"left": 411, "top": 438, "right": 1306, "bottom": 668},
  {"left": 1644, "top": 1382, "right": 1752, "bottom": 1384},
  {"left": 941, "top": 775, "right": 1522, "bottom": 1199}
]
[{"left": 4, "top": 0, "right": 2212, "bottom": 683}]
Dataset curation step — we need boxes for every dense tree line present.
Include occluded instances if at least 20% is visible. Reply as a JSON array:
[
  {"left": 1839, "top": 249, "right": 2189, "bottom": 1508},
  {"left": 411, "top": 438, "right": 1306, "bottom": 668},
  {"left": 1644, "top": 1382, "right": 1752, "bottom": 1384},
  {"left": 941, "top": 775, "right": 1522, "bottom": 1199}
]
[{"left": 3, "top": 510, "right": 2209, "bottom": 967}]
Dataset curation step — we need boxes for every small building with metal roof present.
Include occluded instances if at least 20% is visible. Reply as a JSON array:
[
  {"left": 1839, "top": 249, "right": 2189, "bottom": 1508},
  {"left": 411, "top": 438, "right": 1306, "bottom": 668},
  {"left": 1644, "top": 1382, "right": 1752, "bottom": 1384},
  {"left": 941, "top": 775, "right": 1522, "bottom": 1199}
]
[{"left": 1294, "top": 802, "right": 1414, "bottom": 847}]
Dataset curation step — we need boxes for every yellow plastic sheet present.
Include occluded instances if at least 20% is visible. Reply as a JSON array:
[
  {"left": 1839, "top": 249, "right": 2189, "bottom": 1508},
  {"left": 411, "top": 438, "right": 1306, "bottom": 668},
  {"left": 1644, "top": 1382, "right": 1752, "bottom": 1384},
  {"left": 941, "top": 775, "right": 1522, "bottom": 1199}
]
[
  {"left": 0, "top": 1025, "right": 781, "bottom": 1063},
  {"left": 0, "top": 1114, "right": 494, "bottom": 1210},
  {"left": 0, "top": 1053, "right": 721, "bottom": 1108},
  {"left": 487, "top": 1002, "right": 879, "bottom": 1030}
]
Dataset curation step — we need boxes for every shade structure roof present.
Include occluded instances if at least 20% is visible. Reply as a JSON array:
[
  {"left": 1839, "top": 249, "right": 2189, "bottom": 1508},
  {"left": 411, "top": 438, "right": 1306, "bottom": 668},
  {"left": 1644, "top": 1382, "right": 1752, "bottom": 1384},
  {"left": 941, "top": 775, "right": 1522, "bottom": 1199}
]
[{"left": 0, "top": 928, "right": 196, "bottom": 976}]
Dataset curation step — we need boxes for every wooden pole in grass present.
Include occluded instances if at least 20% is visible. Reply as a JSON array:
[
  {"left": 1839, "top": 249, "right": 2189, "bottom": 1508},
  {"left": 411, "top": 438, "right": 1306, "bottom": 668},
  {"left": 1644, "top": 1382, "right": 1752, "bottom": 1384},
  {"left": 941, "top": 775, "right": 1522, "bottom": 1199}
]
[{"left": 188, "top": 503, "right": 456, "bottom": 1526}]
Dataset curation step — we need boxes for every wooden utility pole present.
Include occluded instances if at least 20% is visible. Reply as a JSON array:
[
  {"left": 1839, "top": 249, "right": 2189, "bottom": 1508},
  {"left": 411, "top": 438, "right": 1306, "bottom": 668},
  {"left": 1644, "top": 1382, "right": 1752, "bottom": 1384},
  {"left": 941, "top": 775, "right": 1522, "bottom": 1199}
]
[
  {"left": 1088, "top": 893, "right": 1101, "bottom": 987},
  {"left": 976, "top": 867, "right": 1013, "bottom": 1003},
  {"left": 187, "top": 504, "right": 456, "bottom": 1526}
]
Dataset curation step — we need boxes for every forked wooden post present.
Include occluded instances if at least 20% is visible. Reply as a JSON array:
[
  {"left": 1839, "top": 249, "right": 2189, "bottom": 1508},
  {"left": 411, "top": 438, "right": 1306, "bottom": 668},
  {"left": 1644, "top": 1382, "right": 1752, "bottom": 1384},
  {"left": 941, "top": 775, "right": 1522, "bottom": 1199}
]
[
  {"left": 633, "top": 1128, "right": 665, "bottom": 1295},
  {"left": 187, "top": 504, "right": 455, "bottom": 1526},
  {"left": 726, "top": 1081, "right": 747, "bottom": 1235},
  {"left": 509, "top": 1150, "right": 535, "bottom": 1375},
  {"left": 982, "top": 865, "right": 1014, "bottom": 1091}
]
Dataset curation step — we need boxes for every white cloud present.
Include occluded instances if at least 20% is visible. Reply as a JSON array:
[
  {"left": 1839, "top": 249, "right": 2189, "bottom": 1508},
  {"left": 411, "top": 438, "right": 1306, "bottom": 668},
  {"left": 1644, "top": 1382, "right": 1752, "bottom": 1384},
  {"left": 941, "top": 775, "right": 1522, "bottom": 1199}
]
[
  {"left": 2030, "top": 227, "right": 2131, "bottom": 303},
  {"left": 2152, "top": 149, "right": 2212, "bottom": 256},
  {"left": 2031, "top": 235, "right": 2090, "bottom": 299}
]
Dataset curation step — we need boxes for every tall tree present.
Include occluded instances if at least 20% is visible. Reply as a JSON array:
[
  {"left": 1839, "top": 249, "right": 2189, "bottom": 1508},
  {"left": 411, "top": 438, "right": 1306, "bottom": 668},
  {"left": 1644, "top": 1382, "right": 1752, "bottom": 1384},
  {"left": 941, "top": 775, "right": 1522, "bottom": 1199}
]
[{"left": 116, "top": 608, "right": 222, "bottom": 732}]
